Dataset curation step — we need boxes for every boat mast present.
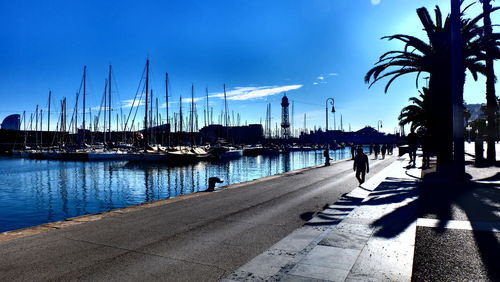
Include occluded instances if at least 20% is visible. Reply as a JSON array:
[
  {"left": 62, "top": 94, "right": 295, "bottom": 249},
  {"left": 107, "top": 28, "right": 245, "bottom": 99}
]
[
  {"left": 179, "top": 95, "right": 183, "bottom": 145},
  {"left": 23, "top": 111, "right": 27, "bottom": 149},
  {"left": 40, "top": 109, "right": 43, "bottom": 147},
  {"left": 103, "top": 79, "right": 107, "bottom": 144},
  {"left": 165, "top": 72, "right": 169, "bottom": 147},
  {"left": 223, "top": 84, "right": 228, "bottom": 127},
  {"left": 108, "top": 65, "right": 112, "bottom": 144},
  {"left": 74, "top": 91, "right": 78, "bottom": 135},
  {"left": 48, "top": 91, "right": 51, "bottom": 132},
  {"left": 191, "top": 84, "right": 195, "bottom": 146},
  {"left": 150, "top": 89, "right": 153, "bottom": 143},
  {"left": 144, "top": 59, "right": 149, "bottom": 151},
  {"left": 206, "top": 87, "right": 209, "bottom": 127},
  {"left": 83, "top": 65, "right": 86, "bottom": 143},
  {"left": 35, "top": 105, "right": 39, "bottom": 147},
  {"left": 156, "top": 97, "right": 159, "bottom": 151}
]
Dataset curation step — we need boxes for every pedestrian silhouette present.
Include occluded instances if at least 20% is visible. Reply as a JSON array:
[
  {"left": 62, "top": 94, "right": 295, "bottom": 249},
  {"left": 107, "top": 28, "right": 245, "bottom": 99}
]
[
  {"left": 369, "top": 143, "right": 373, "bottom": 155},
  {"left": 381, "top": 144, "right": 387, "bottom": 159},
  {"left": 420, "top": 128, "right": 431, "bottom": 168},
  {"left": 323, "top": 145, "right": 332, "bottom": 166},
  {"left": 353, "top": 147, "right": 369, "bottom": 185},
  {"left": 350, "top": 143, "right": 356, "bottom": 159},
  {"left": 374, "top": 144, "right": 380, "bottom": 159},
  {"left": 407, "top": 128, "right": 419, "bottom": 167}
]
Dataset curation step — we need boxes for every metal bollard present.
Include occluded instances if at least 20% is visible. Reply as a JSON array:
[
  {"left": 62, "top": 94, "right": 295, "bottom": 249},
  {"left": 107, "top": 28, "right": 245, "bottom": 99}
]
[{"left": 207, "top": 177, "right": 224, "bottom": 192}]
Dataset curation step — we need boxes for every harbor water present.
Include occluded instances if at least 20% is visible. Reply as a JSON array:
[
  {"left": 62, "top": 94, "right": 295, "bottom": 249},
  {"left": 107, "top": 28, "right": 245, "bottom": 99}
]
[{"left": 0, "top": 148, "right": 351, "bottom": 232}]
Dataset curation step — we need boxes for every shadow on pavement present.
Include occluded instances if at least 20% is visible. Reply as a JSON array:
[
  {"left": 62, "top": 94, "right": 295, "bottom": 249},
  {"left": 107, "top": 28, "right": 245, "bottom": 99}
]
[
  {"left": 363, "top": 178, "right": 418, "bottom": 238},
  {"left": 459, "top": 181, "right": 500, "bottom": 281},
  {"left": 416, "top": 171, "right": 500, "bottom": 281},
  {"left": 303, "top": 173, "right": 420, "bottom": 238},
  {"left": 302, "top": 195, "right": 364, "bottom": 226}
]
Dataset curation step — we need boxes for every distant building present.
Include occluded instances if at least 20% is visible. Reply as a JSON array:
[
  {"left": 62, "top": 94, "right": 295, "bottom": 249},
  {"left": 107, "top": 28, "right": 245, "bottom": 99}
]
[
  {"left": 299, "top": 126, "right": 400, "bottom": 144},
  {"left": 199, "top": 124, "right": 264, "bottom": 144},
  {"left": 1, "top": 114, "right": 21, "bottom": 130}
]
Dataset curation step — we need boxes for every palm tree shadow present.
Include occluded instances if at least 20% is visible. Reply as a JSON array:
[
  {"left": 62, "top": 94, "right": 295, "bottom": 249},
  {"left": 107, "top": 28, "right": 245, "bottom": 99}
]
[
  {"left": 302, "top": 195, "right": 364, "bottom": 226},
  {"left": 363, "top": 179, "right": 419, "bottom": 238},
  {"left": 417, "top": 172, "right": 465, "bottom": 231},
  {"left": 417, "top": 173, "right": 500, "bottom": 281},
  {"left": 304, "top": 177, "right": 420, "bottom": 236},
  {"left": 456, "top": 181, "right": 500, "bottom": 281}
]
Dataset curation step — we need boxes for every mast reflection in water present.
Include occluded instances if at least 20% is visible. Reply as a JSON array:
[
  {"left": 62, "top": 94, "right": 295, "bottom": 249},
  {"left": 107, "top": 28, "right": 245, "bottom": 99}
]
[{"left": 0, "top": 148, "right": 349, "bottom": 232}]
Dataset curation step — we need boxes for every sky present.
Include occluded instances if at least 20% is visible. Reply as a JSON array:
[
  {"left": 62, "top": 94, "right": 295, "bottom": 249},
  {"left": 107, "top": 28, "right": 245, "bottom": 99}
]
[{"left": 0, "top": 0, "right": 499, "bottom": 135}]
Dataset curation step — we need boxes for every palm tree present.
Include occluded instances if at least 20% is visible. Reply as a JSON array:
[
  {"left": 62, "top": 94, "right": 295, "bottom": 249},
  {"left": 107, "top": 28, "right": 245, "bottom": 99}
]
[
  {"left": 479, "top": 0, "right": 498, "bottom": 164},
  {"left": 398, "top": 88, "right": 429, "bottom": 131},
  {"left": 365, "top": 5, "right": 491, "bottom": 170}
]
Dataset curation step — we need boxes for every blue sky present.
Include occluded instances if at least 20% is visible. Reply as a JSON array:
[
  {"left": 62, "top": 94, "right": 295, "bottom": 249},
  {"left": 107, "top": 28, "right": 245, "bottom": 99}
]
[{"left": 0, "top": 0, "right": 498, "bottom": 135}]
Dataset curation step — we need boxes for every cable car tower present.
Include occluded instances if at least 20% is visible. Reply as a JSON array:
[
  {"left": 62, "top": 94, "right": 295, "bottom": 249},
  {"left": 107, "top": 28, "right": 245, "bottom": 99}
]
[{"left": 281, "top": 93, "right": 290, "bottom": 139}]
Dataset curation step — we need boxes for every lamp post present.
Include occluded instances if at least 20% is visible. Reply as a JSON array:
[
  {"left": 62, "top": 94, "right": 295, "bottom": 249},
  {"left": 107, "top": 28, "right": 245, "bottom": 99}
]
[
  {"left": 377, "top": 120, "right": 383, "bottom": 132},
  {"left": 325, "top": 98, "right": 335, "bottom": 131}
]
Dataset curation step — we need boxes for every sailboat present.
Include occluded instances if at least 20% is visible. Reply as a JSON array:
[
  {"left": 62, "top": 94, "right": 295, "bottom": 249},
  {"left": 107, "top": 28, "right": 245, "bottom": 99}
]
[
  {"left": 126, "top": 59, "right": 168, "bottom": 162},
  {"left": 166, "top": 84, "right": 210, "bottom": 164}
]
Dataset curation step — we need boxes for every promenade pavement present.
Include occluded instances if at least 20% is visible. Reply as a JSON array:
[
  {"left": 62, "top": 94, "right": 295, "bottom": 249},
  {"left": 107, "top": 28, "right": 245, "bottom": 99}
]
[
  {"left": 224, "top": 142, "right": 500, "bottom": 282},
  {"left": 224, "top": 153, "right": 422, "bottom": 281}
]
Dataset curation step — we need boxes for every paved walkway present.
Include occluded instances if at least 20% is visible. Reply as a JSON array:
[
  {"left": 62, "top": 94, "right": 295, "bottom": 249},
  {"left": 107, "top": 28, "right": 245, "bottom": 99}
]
[
  {"left": 412, "top": 142, "right": 500, "bottom": 281},
  {"left": 224, "top": 154, "right": 422, "bottom": 281}
]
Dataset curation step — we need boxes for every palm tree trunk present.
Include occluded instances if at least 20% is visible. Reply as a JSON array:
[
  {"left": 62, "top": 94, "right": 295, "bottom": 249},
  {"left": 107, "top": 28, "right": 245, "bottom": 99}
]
[
  {"left": 482, "top": 0, "right": 498, "bottom": 164},
  {"left": 428, "top": 75, "right": 454, "bottom": 172}
]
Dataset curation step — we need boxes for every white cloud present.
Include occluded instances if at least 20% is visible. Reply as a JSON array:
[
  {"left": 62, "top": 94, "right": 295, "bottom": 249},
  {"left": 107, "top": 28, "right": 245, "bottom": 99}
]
[
  {"left": 207, "top": 85, "right": 303, "bottom": 101},
  {"left": 313, "top": 73, "right": 337, "bottom": 85},
  {"left": 120, "top": 85, "right": 303, "bottom": 109},
  {"left": 181, "top": 97, "right": 205, "bottom": 104},
  {"left": 228, "top": 85, "right": 302, "bottom": 101},
  {"left": 371, "top": 0, "right": 381, "bottom": 6},
  {"left": 121, "top": 99, "right": 144, "bottom": 108}
]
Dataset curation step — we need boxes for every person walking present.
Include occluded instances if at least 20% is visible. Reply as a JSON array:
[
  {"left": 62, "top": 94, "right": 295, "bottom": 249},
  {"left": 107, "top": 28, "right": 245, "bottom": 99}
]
[
  {"left": 407, "top": 128, "right": 419, "bottom": 167},
  {"left": 420, "top": 128, "right": 431, "bottom": 168},
  {"left": 369, "top": 143, "right": 373, "bottom": 155},
  {"left": 350, "top": 143, "right": 356, "bottom": 159},
  {"left": 374, "top": 144, "right": 380, "bottom": 159},
  {"left": 381, "top": 144, "right": 387, "bottom": 159},
  {"left": 323, "top": 145, "right": 332, "bottom": 166},
  {"left": 388, "top": 143, "right": 394, "bottom": 155},
  {"left": 353, "top": 147, "right": 369, "bottom": 185}
]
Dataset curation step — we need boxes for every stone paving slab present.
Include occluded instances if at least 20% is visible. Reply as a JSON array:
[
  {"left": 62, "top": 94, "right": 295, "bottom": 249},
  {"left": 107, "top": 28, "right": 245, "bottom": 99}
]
[{"left": 224, "top": 155, "right": 421, "bottom": 281}]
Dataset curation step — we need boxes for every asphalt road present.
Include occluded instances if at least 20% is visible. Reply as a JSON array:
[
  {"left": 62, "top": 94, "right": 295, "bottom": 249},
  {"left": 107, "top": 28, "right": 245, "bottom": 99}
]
[{"left": 0, "top": 154, "right": 397, "bottom": 281}]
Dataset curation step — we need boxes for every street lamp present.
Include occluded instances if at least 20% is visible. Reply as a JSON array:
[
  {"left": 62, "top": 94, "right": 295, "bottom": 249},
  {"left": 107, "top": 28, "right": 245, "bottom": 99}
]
[
  {"left": 377, "top": 120, "right": 383, "bottom": 132},
  {"left": 325, "top": 98, "right": 335, "bottom": 131}
]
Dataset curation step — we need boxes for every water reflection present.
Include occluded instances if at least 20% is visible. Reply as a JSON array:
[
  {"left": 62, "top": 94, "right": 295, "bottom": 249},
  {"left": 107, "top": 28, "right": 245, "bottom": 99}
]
[{"left": 0, "top": 148, "right": 352, "bottom": 232}]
